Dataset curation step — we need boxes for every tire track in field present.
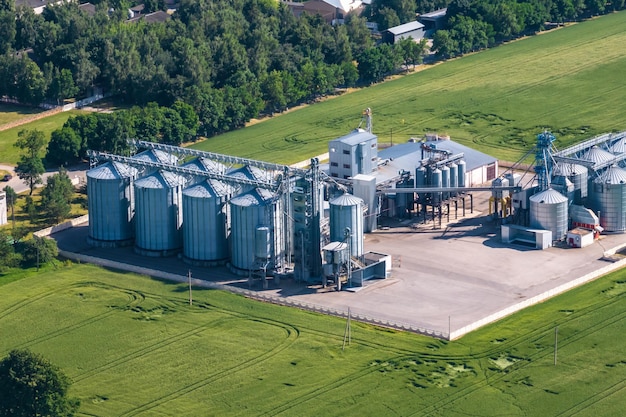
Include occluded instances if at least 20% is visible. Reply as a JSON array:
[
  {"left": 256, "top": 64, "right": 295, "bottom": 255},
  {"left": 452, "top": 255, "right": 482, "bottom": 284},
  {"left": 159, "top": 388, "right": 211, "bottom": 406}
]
[
  {"left": 557, "top": 379, "right": 626, "bottom": 416},
  {"left": 0, "top": 283, "right": 145, "bottom": 355},
  {"left": 72, "top": 316, "right": 238, "bottom": 383},
  {"left": 117, "top": 319, "right": 300, "bottom": 416},
  {"left": 409, "top": 292, "right": 626, "bottom": 416}
]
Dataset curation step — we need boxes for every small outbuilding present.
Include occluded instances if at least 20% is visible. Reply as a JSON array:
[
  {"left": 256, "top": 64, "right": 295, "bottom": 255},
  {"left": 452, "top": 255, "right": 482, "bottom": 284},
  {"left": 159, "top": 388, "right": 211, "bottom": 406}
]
[
  {"left": 418, "top": 8, "right": 447, "bottom": 37},
  {"left": 382, "top": 21, "right": 425, "bottom": 44},
  {"left": 567, "top": 228, "right": 594, "bottom": 248}
]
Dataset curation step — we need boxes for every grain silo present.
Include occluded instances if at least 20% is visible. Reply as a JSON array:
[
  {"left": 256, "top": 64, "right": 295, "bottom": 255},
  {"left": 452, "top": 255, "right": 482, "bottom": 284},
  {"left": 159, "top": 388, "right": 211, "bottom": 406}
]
[
  {"left": 589, "top": 165, "right": 626, "bottom": 232},
  {"left": 529, "top": 188, "right": 568, "bottom": 241},
  {"left": 457, "top": 159, "right": 466, "bottom": 187},
  {"left": 229, "top": 188, "right": 283, "bottom": 274},
  {"left": 133, "top": 149, "right": 178, "bottom": 165},
  {"left": 134, "top": 170, "right": 186, "bottom": 256},
  {"left": 581, "top": 146, "right": 614, "bottom": 166},
  {"left": 182, "top": 179, "right": 233, "bottom": 265},
  {"left": 227, "top": 165, "right": 269, "bottom": 194},
  {"left": 449, "top": 162, "right": 458, "bottom": 197},
  {"left": 87, "top": 161, "right": 138, "bottom": 246},
  {"left": 182, "top": 158, "right": 226, "bottom": 186},
  {"left": 430, "top": 167, "right": 442, "bottom": 204},
  {"left": 330, "top": 193, "right": 364, "bottom": 257},
  {"left": 553, "top": 162, "right": 588, "bottom": 203},
  {"left": 610, "top": 137, "right": 626, "bottom": 154}
]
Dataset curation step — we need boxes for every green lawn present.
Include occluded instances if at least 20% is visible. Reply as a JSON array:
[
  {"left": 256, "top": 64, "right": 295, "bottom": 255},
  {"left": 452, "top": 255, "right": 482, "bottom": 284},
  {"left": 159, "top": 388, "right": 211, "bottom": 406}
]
[
  {"left": 0, "top": 110, "right": 83, "bottom": 165},
  {"left": 0, "top": 103, "right": 43, "bottom": 126},
  {"left": 1, "top": 263, "right": 625, "bottom": 416},
  {"left": 192, "top": 12, "right": 626, "bottom": 164}
]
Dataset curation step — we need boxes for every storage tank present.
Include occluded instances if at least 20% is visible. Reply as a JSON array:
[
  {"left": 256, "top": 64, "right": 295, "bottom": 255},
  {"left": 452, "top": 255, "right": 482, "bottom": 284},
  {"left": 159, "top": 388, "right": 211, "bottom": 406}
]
[
  {"left": 87, "top": 161, "right": 138, "bottom": 246},
  {"left": 551, "top": 176, "right": 574, "bottom": 203},
  {"left": 134, "top": 170, "right": 186, "bottom": 256},
  {"left": 229, "top": 188, "right": 283, "bottom": 273},
  {"left": 457, "top": 160, "right": 466, "bottom": 187},
  {"left": 133, "top": 149, "right": 178, "bottom": 165},
  {"left": 581, "top": 146, "right": 614, "bottom": 166},
  {"left": 441, "top": 165, "right": 450, "bottom": 200},
  {"left": 430, "top": 167, "right": 442, "bottom": 204},
  {"left": 589, "top": 165, "right": 626, "bottom": 232},
  {"left": 610, "top": 137, "right": 626, "bottom": 154},
  {"left": 329, "top": 193, "right": 364, "bottom": 257},
  {"left": 553, "top": 162, "right": 588, "bottom": 203},
  {"left": 395, "top": 176, "right": 414, "bottom": 218},
  {"left": 182, "top": 179, "right": 233, "bottom": 265},
  {"left": 182, "top": 158, "right": 226, "bottom": 186},
  {"left": 449, "top": 163, "right": 458, "bottom": 197},
  {"left": 529, "top": 188, "right": 568, "bottom": 241},
  {"left": 415, "top": 166, "right": 426, "bottom": 203}
]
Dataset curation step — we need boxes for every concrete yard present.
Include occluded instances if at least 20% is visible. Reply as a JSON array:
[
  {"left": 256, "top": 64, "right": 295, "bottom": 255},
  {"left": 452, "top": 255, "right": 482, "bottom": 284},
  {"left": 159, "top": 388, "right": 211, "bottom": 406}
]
[{"left": 52, "top": 191, "right": 626, "bottom": 339}]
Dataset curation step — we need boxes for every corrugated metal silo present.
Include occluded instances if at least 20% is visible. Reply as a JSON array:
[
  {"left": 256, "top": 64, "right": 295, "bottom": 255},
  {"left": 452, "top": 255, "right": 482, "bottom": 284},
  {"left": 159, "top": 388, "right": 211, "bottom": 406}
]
[
  {"left": 530, "top": 188, "right": 568, "bottom": 240},
  {"left": 430, "top": 168, "right": 442, "bottom": 204},
  {"left": 228, "top": 165, "right": 268, "bottom": 194},
  {"left": 457, "top": 160, "right": 466, "bottom": 187},
  {"left": 610, "top": 137, "right": 626, "bottom": 154},
  {"left": 590, "top": 165, "right": 626, "bottom": 232},
  {"left": 449, "top": 163, "right": 458, "bottom": 196},
  {"left": 330, "top": 193, "right": 364, "bottom": 257},
  {"left": 87, "top": 161, "right": 138, "bottom": 246},
  {"left": 415, "top": 166, "right": 426, "bottom": 187},
  {"left": 134, "top": 170, "right": 186, "bottom": 256},
  {"left": 182, "top": 158, "right": 226, "bottom": 186},
  {"left": 582, "top": 146, "right": 614, "bottom": 165},
  {"left": 395, "top": 177, "right": 414, "bottom": 218},
  {"left": 551, "top": 176, "right": 574, "bottom": 203},
  {"left": 553, "top": 162, "right": 588, "bottom": 203},
  {"left": 441, "top": 165, "right": 450, "bottom": 199},
  {"left": 229, "top": 188, "right": 283, "bottom": 272},
  {"left": 133, "top": 149, "right": 178, "bottom": 165},
  {"left": 182, "top": 179, "right": 233, "bottom": 264}
]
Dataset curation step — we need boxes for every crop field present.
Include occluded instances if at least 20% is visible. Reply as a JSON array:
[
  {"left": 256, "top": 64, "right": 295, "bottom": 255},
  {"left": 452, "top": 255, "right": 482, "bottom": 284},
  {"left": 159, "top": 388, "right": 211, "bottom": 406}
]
[
  {"left": 193, "top": 12, "right": 626, "bottom": 164},
  {"left": 1, "top": 263, "right": 626, "bottom": 416},
  {"left": 0, "top": 103, "right": 43, "bottom": 126},
  {"left": 0, "top": 110, "right": 82, "bottom": 165}
]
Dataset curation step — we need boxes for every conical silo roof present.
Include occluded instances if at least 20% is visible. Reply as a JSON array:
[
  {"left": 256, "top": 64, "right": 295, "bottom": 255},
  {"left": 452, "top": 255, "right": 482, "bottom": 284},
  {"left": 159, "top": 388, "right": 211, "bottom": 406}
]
[
  {"left": 230, "top": 188, "right": 275, "bottom": 207},
  {"left": 553, "top": 162, "right": 587, "bottom": 176},
  {"left": 183, "top": 180, "right": 232, "bottom": 198},
  {"left": 182, "top": 157, "right": 226, "bottom": 174},
  {"left": 530, "top": 188, "right": 568, "bottom": 204},
  {"left": 87, "top": 161, "right": 137, "bottom": 180},
  {"left": 581, "top": 146, "right": 614, "bottom": 165},
  {"left": 593, "top": 165, "right": 626, "bottom": 184},
  {"left": 133, "top": 149, "right": 178, "bottom": 165},
  {"left": 227, "top": 165, "right": 267, "bottom": 182},
  {"left": 135, "top": 170, "right": 185, "bottom": 189},
  {"left": 610, "top": 138, "right": 626, "bottom": 154},
  {"left": 330, "top": 193, "right": 364, "bottom": 206}
]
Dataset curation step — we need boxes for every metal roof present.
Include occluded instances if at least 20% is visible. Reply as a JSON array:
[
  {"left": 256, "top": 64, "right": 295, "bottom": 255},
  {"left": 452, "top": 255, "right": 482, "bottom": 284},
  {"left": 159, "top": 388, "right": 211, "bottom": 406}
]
[
  {"left": 320, "top": 0, "right": 362, "bottom": 13},
  {"left": 329, "top": 129, "right": 377, "bottom": 147},
  {"left": 227, "top": 165, "right": 268, "bottom": 182},
  {"left": 553, "top": 162, "right": 587, "bottom": 176},
  {"left": 529, "top": 188, "right": 568, "bottom": 203},
  {"left": 135, "top": 170, "right": 185, "bottom": 189},
  {"left": 182, "top": 157, "right": 226, "bottom": 174},
  {"left": 419, "top": 8, "right": 447, "bottom": 19},
  {"left": 386, "top": 21, "right": 425, "bottom": 35},
  {"left": 87, "top": 161, "right": 137, "bottom": 180},
  {"left": 581, "top": 146, "right": 614, "bottom": 164},
  {"left": 183, "top": 180, "right": 232, "bottom": 198},
  {"left": 610, "top": 138, "right": 626, "bottom": 154},
  {"left": 133, "top": 149, "right": 177, "bottom": 165},
  {"left": 230, "top": 188, "right": 276, "bottom": 207},
  {"left": 330, "top": 193, "right": 363, "bottom": 206},
  {"left": 593, "top": 165, "right": 626, "bottom": 184}
]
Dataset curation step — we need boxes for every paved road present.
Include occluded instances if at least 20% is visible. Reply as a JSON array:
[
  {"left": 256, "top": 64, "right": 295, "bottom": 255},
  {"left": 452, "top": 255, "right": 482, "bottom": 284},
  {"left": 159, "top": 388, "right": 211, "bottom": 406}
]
[{"left": 0, "top": 163, "right": 88, "bottom": 194}]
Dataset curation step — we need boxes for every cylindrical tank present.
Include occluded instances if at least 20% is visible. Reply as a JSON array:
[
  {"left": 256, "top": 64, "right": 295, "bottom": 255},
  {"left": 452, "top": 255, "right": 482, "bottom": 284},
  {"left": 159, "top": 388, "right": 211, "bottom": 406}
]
[
  {"left": 134, "top": 170, "right": 186, "bottom": 256},
  {"left": 582, "top": 146, "right": 614, "bottom": 165},
  {"left": 457, "top": 160, "right": 466, "bottom": 188},
  {"left": 551, "top": 176, "right": 574, "bottom": 203},
  {"left": 553, "top": 162, "right": 588, "bottom": 203},
  {"left": 182, "top": 179, "right": 232, "bottom": 264},
  {"left": 87, "top": 161, "right": 138, "bottom": 246},
  {"left": 430, "top": 168, "right": 442, "bottom": 204},
  {"left": 182, "top": 158, "right": 226, "bottom": 186},
  {"left": 529, "top": 188, "right": 568, "bottom": 240},
  {"left": 590, "top": 165, "right": 626, "bottom": 232},
  {"left": 229, "top": 188, "right": 283, "bottom": 272},
  {"left": 610, "top": 137, "right": 626, "bottom": 154},
  {"left": 449, "top": 163, "right": 458, "bottom": 197},
  {"left": 133, "top": 149, "right": 178, "bottom": 165},
  {"left": 227, "top": 165, "right": 268, "bottom": 194},
  {"left": 255, "top": 226, "right": 271, "bottom": 259},
  {"left": 415, "top": 166, "right": 426, "bottom": 203},
  {"left": 441, "top": 165, "right": 450, "bottom": 200},
  {"left": 491, "top": 177, "right": 509, "bottom": 199},
  {"left": 329, "top": 193, "right": 364, "bottom": 257},
  {"left": 395, "top": 177, "right": 414, "bottom": 218}
]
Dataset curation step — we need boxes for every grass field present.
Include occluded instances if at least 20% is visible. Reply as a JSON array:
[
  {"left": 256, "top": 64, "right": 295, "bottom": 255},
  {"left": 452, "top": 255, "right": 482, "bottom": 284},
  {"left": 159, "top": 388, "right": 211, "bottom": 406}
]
[
  {"left": 192, "top": 12, "right": 626, "bottom": 164},
  {"left": 0, "top": 110, "right": 83, "bottom": 165},
  {"left": 0, "top": 103, "right": 43, "bottom": 126},
  {"left": 1, "top": 263, "right": 625, "bottom": 416}
]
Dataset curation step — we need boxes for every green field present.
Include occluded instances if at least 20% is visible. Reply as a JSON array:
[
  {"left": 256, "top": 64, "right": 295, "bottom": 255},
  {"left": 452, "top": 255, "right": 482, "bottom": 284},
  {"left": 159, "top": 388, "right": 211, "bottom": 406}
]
[
  {"left": 1, "top": 263, "right": 625, "bottom": 416},
  {"left": 0, "top": 110, "right": 83, "bottom": 165},
  {"left": 0, "top": 103, "right": 43, "bottom": 126},
  {"left": 193, "top": 12, "right": 626, "bottom": 164}
]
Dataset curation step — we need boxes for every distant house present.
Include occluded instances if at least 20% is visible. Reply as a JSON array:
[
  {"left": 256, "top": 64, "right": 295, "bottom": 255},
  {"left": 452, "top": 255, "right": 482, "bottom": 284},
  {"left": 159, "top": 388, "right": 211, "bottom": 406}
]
[
  {"left": 15, "top": 0, "right": 66, "bottom": 14},
  {"left": 382, "top": 21, "right": 425, "bottom": 44},
  {"left": 78, "top": 2, "right": 96, "bottom": 16},
  {"left": 291, "top": 0, "right": 363, "bottom": 24},
  {"left": 418, "top": 8, "right": 447, "bottom": 37},
  {"left": 127, "top": 10, "right": 171, "bottom": 23}
]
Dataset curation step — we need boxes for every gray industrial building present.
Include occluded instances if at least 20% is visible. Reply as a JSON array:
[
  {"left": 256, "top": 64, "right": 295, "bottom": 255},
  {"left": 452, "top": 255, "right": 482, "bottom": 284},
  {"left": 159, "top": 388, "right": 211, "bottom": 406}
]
[
  {"left": 328, "top": 129, "right": 378, "bottom": 179},
  {"left": 382, "top": 21, "right": 425, "bottom": 44}
]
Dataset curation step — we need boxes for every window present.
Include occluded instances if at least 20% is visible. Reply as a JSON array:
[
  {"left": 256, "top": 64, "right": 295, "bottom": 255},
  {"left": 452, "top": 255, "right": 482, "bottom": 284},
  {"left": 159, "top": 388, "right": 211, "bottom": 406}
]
[
  {"left": 343, "top": 164, "right": 351, "bottom": 169},
  {"left": 344, "top": 175, "right": 350, "bottom": 179},
  {"left": 343, "top": 150, "right": 350, "bottom": 155},
  {"left": 371, "top": 157, "right": 376, "bottom": 162},
  {"left": 371, "top": 143, "right": 376, "bottom": 148},
  {"left": 331, "top": 173, "right": 338, "bottom": 177},
  {"left": 330, "top": 162, "right": 338, "bottom": 167}
]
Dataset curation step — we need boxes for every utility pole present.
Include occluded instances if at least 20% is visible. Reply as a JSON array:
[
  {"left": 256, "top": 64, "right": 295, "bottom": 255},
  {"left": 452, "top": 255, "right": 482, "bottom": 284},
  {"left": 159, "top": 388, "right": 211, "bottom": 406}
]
[
  {"left": 342, "top": 307, "right": 352, "bottom": 351},
  {"left": 188, "top": 270, "right": 193, "bottom": 306}
]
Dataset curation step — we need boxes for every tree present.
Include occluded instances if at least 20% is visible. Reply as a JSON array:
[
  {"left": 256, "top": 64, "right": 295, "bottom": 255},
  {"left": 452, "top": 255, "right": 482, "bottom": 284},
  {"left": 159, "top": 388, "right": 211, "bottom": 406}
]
[
  {"left": 40, "top": 168, "right": 73, "bottom": 223},
  {"left": 3, "top": 185, "right": 17, "bottom": 227},
  {"left": 23, "top": 195, "right": 36, "bottom": 222},
  {"left": 14, "top": 129, "right": 46, "bottom": 195},
  {"left": 20, "top": 236, "right": 58, "bottom": 268},
  {"left": 0, "top": 229, "right": 18, "bottom": 271},
  {"left": 0, "top": 348, "right": 79, "bottom": 416},
  {"left": 47, "top": 127, "right": 82, "bottom": 166}
]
